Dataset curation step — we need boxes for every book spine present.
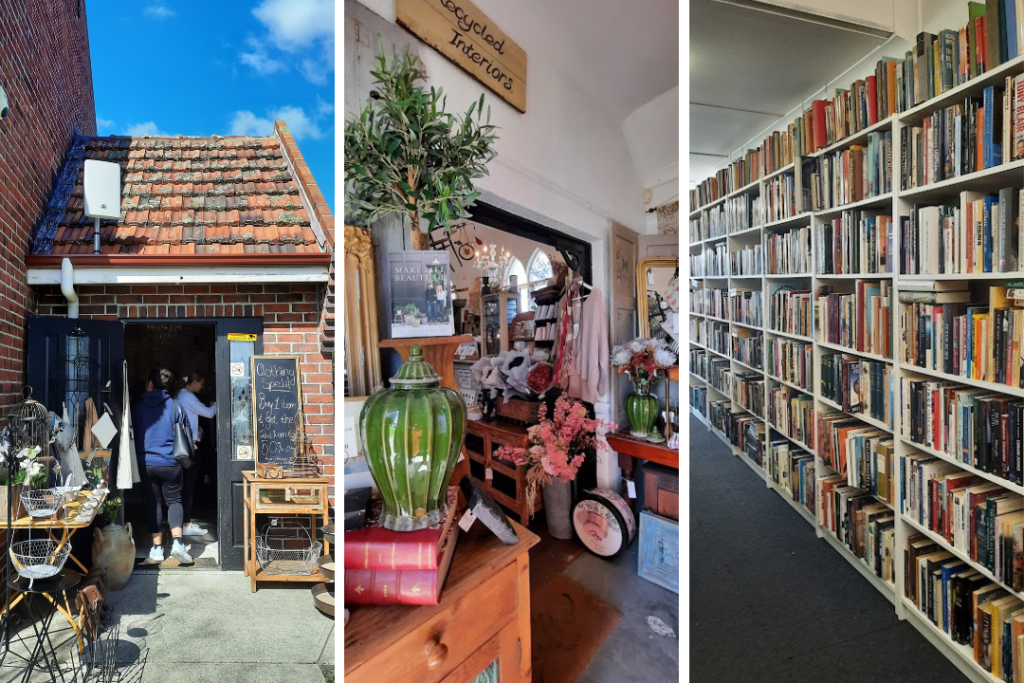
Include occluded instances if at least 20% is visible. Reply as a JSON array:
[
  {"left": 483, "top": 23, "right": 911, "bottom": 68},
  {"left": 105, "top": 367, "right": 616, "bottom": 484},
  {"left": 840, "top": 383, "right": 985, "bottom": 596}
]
[
  {"left": 343, "top": 539, "right": 439, "bottom": 571},
  {"left": 343, "top": 568, "right": 440, "bottom": 605}
]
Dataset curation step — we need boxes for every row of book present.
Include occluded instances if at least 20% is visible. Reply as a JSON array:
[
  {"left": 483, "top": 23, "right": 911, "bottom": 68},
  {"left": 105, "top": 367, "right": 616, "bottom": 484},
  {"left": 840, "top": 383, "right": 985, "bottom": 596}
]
[
  {"left": 691, "top": 286, "right": 728, "bottom": 318},
  {"left": 902, "top": 189, "right": 1022, "bottom": 275},
  {"left": 734, "top": 371, "right": 765, "bottom": 418},
  {"left": 730, "top": 289, "right": 763, "bottom": 327},
  {"left": 818, "top": 409, "right": 890, "bottom": 482},
  {"left": 708, "top": 355, "right": 732, "bottom": 395},
  {"left": 768, "top": 287, "right": 813, "bottom": 338},
  {"left": 767, "top": 386, "right": 814, "bottom": 447},
  {"left": 705, "top": 244, "right": 728, "bottom": 277},
  {"left": 819, "top": 475, "right": 896, "bottom": 585},
  {"left": 689, "top": 128, "right": 799, "bottom": 209},
  {"left": 847, "top": 432, "right": 895, "bottom": 505},
  {"left": 766, "top": 337, "right": 813, "bottom": 391},
  {"left": 730, "top": 244, "right": 763, "bottom": 277},
  {"left": 709, "top": 399, "right": 732, "bottom": 436},
  {"left": 689, "top": 216, "right": 704, "bottom": 244},
  {"left": 763, "top": 172, "right": 799, "bottom": 224},
  {"left": 807, "top": 132, "right": 893, "bottom": 211},
  {"left": 900, "top": 377, "right": 1024, "bottom": 487},
  {"left": 727, "top": 410, "right": 765, "bottom": 467},
  {"left": 899, "top": 283, "right": 1024, "bottom": 389},
  {"left": 689, "top": 253, "right": 705, "bottom": 277},
  {"left": 765, "top": 225, "right": 812, "bottom": 275},
  {"left": 689, "top": 386, "right": 707, "bottom": 416},
  {"left": 901, "top": 78, "right": 1024, "bottom": 192},
  {"left": 689, "top": 348, "right": 708, "bottom": 381},
  {"left": 708, "top": 321, "right": 730, "bottom": 357},
  {"left": 816, "top": 213, "right": 894, "bottom": 275},
  {"left": 766, "top": 439, "right": 815, "bottom": 512},
  {"left": 815, "top": 281, "right": 893, "bottom": 359},
  {"left": 901, "top": 451, "right": 1023, "bottom": 590},
  {"left": 690, "top": 317, "right": 707, "bottom": 347},
  {"left": 732, "top": 329, "right": 763, "bottom": 371},
  {"left": 820, "top": 354, "right": 895, "bottom": 428},
  {"left": 906, "top": 536, "right": 1024, "bottom": 680}
]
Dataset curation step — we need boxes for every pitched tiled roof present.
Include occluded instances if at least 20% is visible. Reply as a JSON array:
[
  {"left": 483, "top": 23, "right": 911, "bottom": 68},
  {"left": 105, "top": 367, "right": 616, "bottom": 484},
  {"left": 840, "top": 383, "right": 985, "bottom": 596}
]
[{"left": 30, "top": 132, "right": 325, "bottom": 255}]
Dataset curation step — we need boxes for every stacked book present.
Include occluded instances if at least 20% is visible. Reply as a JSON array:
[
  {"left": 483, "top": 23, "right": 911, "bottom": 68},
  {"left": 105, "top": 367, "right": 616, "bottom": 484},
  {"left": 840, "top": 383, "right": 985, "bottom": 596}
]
[
  {"left": 765, "top": 225, "right": 812, "bottom": 275},
  {"left": 816, "top": 212, "right": 894, "bottom": 275},
  {"left": 808, "top": 131, "right": 893, "bottom": 211},
  {"left": 815, "top": 281, "right": 893, "bottom": 357},
  {"left": 769, "top": 287, "right": 813, "bottom": 337},
  {"left": 766, "top": 439, "right": 815, "bottom": 510},
  {"left": 767, "top": 337, "right": 813, "bottom": 391},
  {"left": 729, "top": 289, "right": 763, "bottom": 327},
  {"left": 731, "top": 329, "right": 763, "bottom": 371},
  {"left": 733, "top": 371, "right": 765, "bottom": 417},
  {"left": 767, "top": 386, "right": 814, "bottom": 445},
  {"left": 343, "top": 489, "right": 460, "bottom": 606},
  {"left": 817, "top": 409, "right": 890, "bottom": 480},
  {"left": 818, "top": 472, "right": 896, "bottom": 583}
]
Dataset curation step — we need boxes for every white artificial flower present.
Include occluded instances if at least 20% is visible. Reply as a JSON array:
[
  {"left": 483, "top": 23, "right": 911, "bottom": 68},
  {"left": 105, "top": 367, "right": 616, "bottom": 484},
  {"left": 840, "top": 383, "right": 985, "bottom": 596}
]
[
  {"left": 628, "top": 340, "right": 645, "bottom": 354},
  {"left": 612, "top": 348, "right": 632, "bottom": 367},
  {"left": 654, "top": 349, "right": 676, "bottom": 368}
]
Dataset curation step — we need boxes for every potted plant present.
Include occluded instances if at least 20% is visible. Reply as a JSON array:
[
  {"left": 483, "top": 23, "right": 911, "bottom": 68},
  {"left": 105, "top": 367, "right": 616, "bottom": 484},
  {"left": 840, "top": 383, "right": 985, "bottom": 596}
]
[
  {"left": 402, "top": 303, "right": 421, "bottom": 326},
  {"left": 496, "top": 395, "right": 614, "bottom": 539},
  {"left": 92, "top": 495, "right": 134, "bottom": 591},
  {"left": 344, "top": 46, "right": 499, "bottom": 250},
  {"left": 611, "top": 338, "right": 676, "bottom": 438}
]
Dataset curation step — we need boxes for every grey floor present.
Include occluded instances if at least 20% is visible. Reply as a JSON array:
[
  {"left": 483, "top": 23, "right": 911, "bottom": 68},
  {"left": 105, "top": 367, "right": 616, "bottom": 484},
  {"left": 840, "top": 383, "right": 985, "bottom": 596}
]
[{"left": 690, "top": 416, "right": 970, "bottom": 683}]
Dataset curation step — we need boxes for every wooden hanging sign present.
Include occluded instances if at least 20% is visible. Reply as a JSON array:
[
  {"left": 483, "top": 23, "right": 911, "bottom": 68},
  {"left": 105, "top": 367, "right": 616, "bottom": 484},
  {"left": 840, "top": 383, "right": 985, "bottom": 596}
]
[
  {"left": 396, "top": 0, "right": 527, "bottom": 113},
  {"left": 251, "top": 355, "right": 303, "bottom": 468}
]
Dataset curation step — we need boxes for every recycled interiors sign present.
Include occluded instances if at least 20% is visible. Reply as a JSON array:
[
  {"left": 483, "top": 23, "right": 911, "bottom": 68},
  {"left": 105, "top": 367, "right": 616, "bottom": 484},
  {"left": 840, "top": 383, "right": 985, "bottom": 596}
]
[{"left": 396, "top": 0, "right": 527, "bottom": 113}]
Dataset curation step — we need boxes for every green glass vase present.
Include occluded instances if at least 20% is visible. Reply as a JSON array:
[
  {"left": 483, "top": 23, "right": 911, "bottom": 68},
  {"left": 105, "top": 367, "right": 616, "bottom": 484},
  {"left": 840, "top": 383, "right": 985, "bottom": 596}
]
[
  {"left": 625, "top": 387, "right": 659, "bottom": 438},
  {"left": 358, "top": 345, "right": 467, "bottom": 531}
]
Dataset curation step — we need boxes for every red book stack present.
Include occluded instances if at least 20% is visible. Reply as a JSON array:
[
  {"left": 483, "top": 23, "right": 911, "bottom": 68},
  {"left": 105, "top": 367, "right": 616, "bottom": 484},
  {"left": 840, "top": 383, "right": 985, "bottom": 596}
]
[{"left": 343, "top": 488, "right": 460, "bottom": 606}]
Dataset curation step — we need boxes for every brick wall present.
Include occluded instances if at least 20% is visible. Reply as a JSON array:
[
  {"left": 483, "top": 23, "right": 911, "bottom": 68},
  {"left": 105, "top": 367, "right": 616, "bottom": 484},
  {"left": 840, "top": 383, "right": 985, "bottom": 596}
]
[
  {"left": 33, "top": 283, "right": 335, "bottom": 493},
  {"left": 0, "top": 0, "right": 96, "bottom": 405}
]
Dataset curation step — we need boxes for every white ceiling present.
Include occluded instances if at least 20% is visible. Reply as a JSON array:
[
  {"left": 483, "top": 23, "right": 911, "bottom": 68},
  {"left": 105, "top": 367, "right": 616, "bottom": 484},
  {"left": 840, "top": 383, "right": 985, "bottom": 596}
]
[{"left": 689, "top": 0, "right": 891, "bottom": 185}]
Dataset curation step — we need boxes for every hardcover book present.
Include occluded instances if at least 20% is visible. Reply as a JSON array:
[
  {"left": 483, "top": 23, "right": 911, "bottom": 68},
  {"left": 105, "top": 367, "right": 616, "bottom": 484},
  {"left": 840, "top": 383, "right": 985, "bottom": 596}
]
[
  {"left": 388, "top": 250, "right": 454, "bottom": 339},
  {"left": 344, "top": 487, "right": 459, "bottom": 570}
]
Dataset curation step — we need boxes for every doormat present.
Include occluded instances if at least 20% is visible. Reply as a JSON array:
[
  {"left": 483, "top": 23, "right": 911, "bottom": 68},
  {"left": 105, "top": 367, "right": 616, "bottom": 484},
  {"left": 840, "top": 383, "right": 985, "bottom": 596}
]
[
  {"left": 530, "top": 574, "right": 621, "bottom": 683},
  {"left": 135, "top": 557, "right": 218, "bottom": 570}
]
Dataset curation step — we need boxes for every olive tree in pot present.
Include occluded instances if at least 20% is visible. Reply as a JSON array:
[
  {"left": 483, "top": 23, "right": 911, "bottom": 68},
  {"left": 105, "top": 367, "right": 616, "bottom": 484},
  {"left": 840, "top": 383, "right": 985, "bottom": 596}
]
[{"left": 344, "top": 47, "right": 499, "bottom": 250}]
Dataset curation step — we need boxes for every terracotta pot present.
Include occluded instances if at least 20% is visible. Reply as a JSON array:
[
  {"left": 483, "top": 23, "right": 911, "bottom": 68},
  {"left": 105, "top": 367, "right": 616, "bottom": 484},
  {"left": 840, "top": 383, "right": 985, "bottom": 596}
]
[{"left": 92, "top": 523, "right": 135, "bottom": 591}]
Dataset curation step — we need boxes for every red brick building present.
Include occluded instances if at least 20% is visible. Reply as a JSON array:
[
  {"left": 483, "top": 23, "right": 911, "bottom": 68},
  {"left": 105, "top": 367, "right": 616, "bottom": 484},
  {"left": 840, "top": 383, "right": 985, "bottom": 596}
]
[{"left": 0, "top": 1, "right": 334, "bottom": 571}]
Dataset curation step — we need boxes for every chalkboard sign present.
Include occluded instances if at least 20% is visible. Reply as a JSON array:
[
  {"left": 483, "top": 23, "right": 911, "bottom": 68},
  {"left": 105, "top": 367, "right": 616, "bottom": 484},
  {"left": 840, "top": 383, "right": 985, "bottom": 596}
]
[{"left": 251, "top": 355, "right": 303, "bottom": 467}]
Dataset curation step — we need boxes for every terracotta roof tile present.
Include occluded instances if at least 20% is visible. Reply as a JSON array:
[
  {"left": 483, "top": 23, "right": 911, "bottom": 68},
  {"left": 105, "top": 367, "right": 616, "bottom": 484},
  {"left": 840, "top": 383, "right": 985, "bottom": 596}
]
[{"left": 29, "top": 132, "right": 329, "bottom": 257}]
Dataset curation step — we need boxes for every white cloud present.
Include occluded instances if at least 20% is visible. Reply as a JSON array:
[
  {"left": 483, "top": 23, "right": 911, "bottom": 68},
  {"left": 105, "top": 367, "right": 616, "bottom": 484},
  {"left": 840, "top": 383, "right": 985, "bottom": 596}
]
[
  {"left": 272, "top": 106, "right": 323, "bottom": 140},
  {"left": 143, "top": 3, "right": 174, "bottom": 19},
  {"left": 239, "top": 37, "right": 287, "bottom": 76},
  {"left": 300, "top": 58, "right": 328, "bottom": 86},
  {"left": 123, "top": 121, "right": 168, "bottom": 137},
  {"left": 228, "top": 105, "right": 325, "bottom": 141},
  {"left": 96, "top": 117, "right": 115, "bottom": 131},
  {"left": 229, "top": 111, "right": 275, "bottom": 137},
  {"left": 315, "top": 96, "right": 333, "bottom": 118},
  {"left": 252, "top": 0, "right": 334, "bottom": 52}
]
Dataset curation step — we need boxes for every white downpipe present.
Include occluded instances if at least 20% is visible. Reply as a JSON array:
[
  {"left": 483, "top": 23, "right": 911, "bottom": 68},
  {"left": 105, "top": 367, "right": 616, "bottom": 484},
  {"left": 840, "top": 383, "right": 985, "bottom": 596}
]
[{"left": 60, "top": 258, "right": 79, "bottom": 319}]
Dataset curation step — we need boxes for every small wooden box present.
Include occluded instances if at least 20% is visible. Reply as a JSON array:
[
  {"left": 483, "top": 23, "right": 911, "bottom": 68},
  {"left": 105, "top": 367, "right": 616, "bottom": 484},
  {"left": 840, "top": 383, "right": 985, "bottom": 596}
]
[
  {"left": 495, "top": 398, "right": 540, "bottom": 424},
  {"left": 638, "top": 510, "right": 678, "bottom": 594},
  {"left": 641, "top": 462, "right": 679, "bottom": 521}
]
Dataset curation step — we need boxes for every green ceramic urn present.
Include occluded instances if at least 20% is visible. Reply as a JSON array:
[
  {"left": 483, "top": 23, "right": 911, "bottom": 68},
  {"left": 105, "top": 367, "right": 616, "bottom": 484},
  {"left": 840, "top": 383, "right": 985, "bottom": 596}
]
[{"left": 358, "top": 345, "right": 466, "bottom": 532}]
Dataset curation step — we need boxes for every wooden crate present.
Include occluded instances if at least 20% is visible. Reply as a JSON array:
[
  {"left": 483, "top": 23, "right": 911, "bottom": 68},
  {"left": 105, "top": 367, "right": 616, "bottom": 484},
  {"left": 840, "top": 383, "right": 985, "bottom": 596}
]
[
  {"left": 494, "top": 398, "right": 540, "bottom": 424},
  {"left": 638, "top": 510, "right": 678, "bottom": 594},
  {"left": 641, "top": 462, "right": 679, "bottom": 521},
  {"left": 465, "top": 419, "right": 540, "bottom": 526}
]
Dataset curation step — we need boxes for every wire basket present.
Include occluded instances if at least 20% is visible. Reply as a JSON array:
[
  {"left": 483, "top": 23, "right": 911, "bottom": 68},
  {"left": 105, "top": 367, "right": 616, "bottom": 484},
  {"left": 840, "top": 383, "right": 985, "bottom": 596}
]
[
  {"left": 21, "top": 488, "right": 64, "bottom": 518},
  {"left": 10, "top": 538, "right": 71, "bottom": 588},
  {"left": 255, "top": 519, "right": 321, "bottom": 576}
]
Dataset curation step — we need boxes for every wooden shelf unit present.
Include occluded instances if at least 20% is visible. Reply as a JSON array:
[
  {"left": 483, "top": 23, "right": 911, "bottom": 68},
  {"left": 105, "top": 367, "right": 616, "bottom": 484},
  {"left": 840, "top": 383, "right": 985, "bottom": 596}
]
[
  {"left": 687, "top": 54, "right": 1024, "bottom": 683},
  {"left": 464, "top": 419, "right": 540, "bottom": 526}
]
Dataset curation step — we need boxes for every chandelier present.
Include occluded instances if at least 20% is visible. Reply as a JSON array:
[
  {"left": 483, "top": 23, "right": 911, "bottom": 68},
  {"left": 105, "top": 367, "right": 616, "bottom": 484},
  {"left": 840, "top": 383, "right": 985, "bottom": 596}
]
[{"left": 473, "top": 243, "right": 512, "bottom": 282}]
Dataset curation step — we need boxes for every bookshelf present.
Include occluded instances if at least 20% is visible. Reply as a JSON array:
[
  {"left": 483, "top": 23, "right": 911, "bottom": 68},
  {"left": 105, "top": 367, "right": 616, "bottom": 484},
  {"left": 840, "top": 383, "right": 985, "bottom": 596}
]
[{"left": 688, "top": 50, "right": 1024, "bottom": 683}]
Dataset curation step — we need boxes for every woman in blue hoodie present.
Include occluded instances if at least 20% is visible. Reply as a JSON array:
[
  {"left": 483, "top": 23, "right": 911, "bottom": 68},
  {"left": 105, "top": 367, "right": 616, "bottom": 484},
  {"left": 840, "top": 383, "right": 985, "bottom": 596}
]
[{"left": 133, "top": 367, "right": 194, "bottom": 565}]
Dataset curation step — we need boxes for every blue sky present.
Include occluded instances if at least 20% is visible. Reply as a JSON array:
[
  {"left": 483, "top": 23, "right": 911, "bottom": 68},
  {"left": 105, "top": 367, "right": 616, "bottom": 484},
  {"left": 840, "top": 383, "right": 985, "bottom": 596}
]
[{"left": 86, "top": 0, "right": 335, "bottom": 210}]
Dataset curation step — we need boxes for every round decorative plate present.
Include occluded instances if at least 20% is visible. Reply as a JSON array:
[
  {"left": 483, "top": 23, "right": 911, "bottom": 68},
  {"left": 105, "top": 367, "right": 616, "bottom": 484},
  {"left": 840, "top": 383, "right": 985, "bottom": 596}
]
[{"left": 572, "top": 488, "right": 636, "bottom": 559}]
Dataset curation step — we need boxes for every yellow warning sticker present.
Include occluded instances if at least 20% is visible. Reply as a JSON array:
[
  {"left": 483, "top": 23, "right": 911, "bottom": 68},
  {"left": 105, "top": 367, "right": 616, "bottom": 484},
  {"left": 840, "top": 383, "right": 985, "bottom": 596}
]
[{"left": 227, "top": 333, "right": 257, "bottom": 342}]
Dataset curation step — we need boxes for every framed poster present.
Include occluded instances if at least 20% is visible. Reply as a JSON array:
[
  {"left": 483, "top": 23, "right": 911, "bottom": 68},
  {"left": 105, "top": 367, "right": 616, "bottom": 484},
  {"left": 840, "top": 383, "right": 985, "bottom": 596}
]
[{"left": 389, "top": 250, "right": 455, "bottom": 338}]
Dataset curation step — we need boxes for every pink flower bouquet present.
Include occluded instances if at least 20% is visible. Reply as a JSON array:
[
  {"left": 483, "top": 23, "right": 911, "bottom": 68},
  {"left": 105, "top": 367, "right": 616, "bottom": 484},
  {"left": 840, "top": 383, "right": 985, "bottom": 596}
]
[{"left": 495, "top": 396, "right": 614, "bottom": 515}]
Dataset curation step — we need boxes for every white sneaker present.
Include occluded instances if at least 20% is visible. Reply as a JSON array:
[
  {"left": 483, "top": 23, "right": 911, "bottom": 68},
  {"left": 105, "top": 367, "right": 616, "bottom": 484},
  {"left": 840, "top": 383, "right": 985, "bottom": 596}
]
[
  {"left": 182, "top": 523, "right": 206, "bottom": 536},
  {"left": 171, "top": 541, "right": 194, "bottom": 566},
  {"left": 148, "top": 546, "right": 164, "bottom": 563}
]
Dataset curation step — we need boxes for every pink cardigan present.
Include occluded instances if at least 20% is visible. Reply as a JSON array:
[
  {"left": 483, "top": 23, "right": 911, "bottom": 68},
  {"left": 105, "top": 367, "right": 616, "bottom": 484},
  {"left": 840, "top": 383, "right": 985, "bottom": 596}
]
[{"left": 565, "top": 288, "right": 609, "bottom": 403}]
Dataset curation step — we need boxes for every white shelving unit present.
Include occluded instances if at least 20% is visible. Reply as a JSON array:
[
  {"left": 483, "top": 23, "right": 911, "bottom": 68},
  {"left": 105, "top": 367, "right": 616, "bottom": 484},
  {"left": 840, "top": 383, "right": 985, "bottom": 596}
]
[{"left": 688, "top": 54, "right": 1024, "bottom": 683}]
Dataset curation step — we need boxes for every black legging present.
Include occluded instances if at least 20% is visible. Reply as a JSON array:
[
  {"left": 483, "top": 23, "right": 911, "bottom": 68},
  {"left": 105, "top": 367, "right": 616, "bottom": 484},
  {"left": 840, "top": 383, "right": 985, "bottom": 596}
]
[
  {"left": 145, "top": 464, "right": 184, "bottom": 535},
  {"left": 182, "top": 444, "right": 201, "bottom": 525}
]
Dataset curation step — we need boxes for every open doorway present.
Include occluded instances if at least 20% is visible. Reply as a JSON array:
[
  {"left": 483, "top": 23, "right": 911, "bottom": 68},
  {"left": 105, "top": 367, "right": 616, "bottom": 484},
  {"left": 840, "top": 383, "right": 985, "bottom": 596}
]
[{"left": 124, "top": 322, "right": 218, "bottom": 569}]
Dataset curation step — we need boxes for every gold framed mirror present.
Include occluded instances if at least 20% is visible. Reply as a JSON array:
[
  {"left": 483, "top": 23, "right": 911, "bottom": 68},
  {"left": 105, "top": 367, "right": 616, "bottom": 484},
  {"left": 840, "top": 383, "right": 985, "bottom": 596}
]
[
  {"left": 636, "top": 257, "right": 680, "bottom": 339},
  {"left": 344, "top": 224, "right": 383, "bottom": 397}
]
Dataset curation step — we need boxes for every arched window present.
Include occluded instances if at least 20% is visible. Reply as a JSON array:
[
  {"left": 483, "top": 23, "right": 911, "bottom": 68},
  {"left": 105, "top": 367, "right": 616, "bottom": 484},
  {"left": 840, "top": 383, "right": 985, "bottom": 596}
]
[
  {"left": 505, "top": 257, "right": 529, "bottom": 309},
  {"left": 526, "top": 249, "right": 553, "bottom": 290}
]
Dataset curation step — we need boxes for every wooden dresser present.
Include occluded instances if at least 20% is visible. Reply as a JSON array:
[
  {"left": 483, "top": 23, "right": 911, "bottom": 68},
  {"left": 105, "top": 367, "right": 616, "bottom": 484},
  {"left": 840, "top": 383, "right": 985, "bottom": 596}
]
[{"left": 345, "top": 520, "right": 540, "bottom": 683}]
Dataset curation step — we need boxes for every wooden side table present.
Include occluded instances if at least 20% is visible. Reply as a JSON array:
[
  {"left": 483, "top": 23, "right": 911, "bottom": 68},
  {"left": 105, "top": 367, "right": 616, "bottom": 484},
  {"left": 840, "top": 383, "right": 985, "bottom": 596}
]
[
  {"left": 464, "top": 420, "right": 540, "bottom": 526},
  {"left": 606, "top": 430, "right": 679, "bottom": 508},
  {"left": 242, "top": 471, "right": 331, "bottom": 593},
  {"left": 345, "top": 520, "right": 540, "bottom": 683}
]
